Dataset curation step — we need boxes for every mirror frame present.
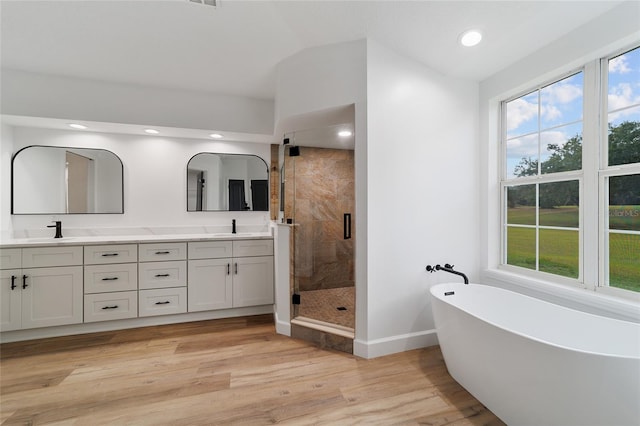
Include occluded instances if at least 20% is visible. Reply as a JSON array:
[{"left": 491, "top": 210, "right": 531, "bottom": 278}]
[
  {"left": 11, "top": 145, "right": 124, "bottom": 215},
  {"left": 186, "top": 152, "right": 269, "bottom": 212}
]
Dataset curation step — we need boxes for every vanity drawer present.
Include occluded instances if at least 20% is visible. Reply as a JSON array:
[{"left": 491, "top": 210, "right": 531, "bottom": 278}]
[
  {"left": 139, "top": 243, "right": 187, "bottom": 262},
  {"left": 84, "top": 263, "right": 138, "bottom": 294},
  {"left": 139, "top": 287, "right": 187, "bottom": 317},
  {"left": 84, "top": 291, "right": 138, "bottom": 323},
  {"left": 139, "top": 261, "right": 186, "bottom": 289},
  {"left": 0, "top": 249, "right": 21, "bottom": 269},
  {"left": 84, "top": 244, "right": 137, "bottom": 265},
  {"left": 232, "top": 239, "right": 274, "bottom": 257},
  {"left": 188, "top": 241, "right": 233, "bottom": 260},
  {"left": 22, "top": 246, "right": 83, "bottom": 268}
]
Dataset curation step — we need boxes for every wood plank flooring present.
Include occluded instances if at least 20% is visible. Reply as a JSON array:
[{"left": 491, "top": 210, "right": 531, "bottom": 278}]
[{"left": 0, "top": 315, "right": 504, "bottom": 425}]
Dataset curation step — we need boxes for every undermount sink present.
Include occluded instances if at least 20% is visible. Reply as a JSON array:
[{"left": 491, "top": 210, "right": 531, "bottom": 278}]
[{"left": 18, "top": 237, "right": 76, "bottom": 243}]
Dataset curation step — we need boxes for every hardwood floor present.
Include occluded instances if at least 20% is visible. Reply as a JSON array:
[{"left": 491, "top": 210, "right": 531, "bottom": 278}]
[{"left": 0, "top": 315, "right": 504, "bottom": 425}]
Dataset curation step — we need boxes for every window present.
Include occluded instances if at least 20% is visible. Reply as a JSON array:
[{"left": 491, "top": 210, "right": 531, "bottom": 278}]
[
  {"left": 501, "top": 45, "right": 640, "bottom": 295},
  {"left": 603, "top": 47, "right": 640, "bottom": 293},
  {"left": 503, "top": 72, "right": 583, "bottom": 281}
]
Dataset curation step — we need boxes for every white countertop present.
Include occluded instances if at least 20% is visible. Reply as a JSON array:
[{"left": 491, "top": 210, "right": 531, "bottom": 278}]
[{"left": 0, "top": 232, "right": 273, "bottom": 248}]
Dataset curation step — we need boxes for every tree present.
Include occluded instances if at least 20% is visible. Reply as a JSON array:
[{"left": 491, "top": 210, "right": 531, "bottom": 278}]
[
  {"left": 608, "top": 120, "right": 640, "bottom": 167},
  {"left": 512, "top": 120, "right": 640, "bottom": 207}
]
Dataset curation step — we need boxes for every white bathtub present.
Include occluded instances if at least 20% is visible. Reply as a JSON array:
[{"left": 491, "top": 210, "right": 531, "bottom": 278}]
[{"left": 430, "top": 282, "right": 640, "bottom": 426}]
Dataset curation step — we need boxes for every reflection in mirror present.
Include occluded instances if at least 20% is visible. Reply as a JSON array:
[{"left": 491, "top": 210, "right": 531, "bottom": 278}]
[
  {"left": 187, "top": 153, "right": 269, "bottom": 211},
  {"left": 12, "top": 146, "right": 124, "bottom": 214}
]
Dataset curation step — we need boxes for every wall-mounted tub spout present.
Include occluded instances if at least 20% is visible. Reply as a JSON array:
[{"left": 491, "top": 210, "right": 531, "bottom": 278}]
[{"left": 426, "top": 263, "right": 469, "bottom": 284}]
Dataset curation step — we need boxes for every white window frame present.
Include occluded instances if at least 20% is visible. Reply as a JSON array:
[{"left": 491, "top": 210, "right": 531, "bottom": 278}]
[
  {"left": 498, "top": 44, "right": 640, "bottom": 301},
  {"left": 500, "top": 68, "right": 587, "bottom": 290},
  {"left": 597, "top": 45, "right": 640, "bottom": 299}
]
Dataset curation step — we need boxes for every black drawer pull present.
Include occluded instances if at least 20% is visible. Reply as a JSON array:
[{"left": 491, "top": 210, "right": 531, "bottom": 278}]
[
  {"left": 155, "top": 251, "right": 171, "bottom": 255},
  {"left": 155, "top": 301, "right": 170, "bottom": 305},
  {"left": 227, "top": 263, "right": 230, "bottom": 275},
  {"left": 235, "top": 263, "right": 238, "bottom": 274},
  {"left": 22, "top": 275, "right": 28, "bottom": 289},
  {"left": 10, "top": 275, "right": 17, "bottom": 290},
  {"left": 154, "top": 273, "right": 170, "bottom": 278},
  {"left": 102, "top": 305, "right": 118, "bottom": 310},
  {"left": 101, "top": 277, "right": 119, "bottom": 281},
  {"left": 101, "top": 253, "right": 119, "bottom": 257}
]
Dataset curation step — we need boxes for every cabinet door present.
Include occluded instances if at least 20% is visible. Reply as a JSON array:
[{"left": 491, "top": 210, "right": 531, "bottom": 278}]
[
  {"left": 187, "top": 258, "right": 233, "bottom": 312},
  {"left": 0, "top": 269, "right": 22, "bottom": 332},
  {"left": 233, "top": 256, "right": 274, "bottom": 308},
  {"left": 21, "top": 266, "right": 83, "bottom": 329}
]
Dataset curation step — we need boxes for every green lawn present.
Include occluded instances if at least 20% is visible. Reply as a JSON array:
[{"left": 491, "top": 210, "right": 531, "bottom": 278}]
[{"left": 506, "top": 206, "right": 640, "bottom": 292}]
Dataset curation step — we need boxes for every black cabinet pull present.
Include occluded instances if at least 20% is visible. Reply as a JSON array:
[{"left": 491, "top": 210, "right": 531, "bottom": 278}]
[
  {"left": 344, "top": 213, "right": 352, "bottom": 240},
  {"left": 234, "top": 263, "right": 238, "bottom": 275},
  {"left": 227, "top": 263, "right": 230, "bottom": 275},
  {"left": 10, "top": 275, "right": 17, "bottom": 290},
  {"left": 102, "top": 305, "right": 118, "bottom": 310},
  {"left": 101, "top": 253, "right": 119, "bottom": 257},
  {"left": 101, "top": 277, "right": 119, "bottom": 281},
  {"left": 155, "top": 251, "right": 171, "bottom": 255},
  {"left": 22, "top": 275, "right": 28, "bottom": 289},
  {"left": 155, "top": 301, "right": 170, "bottom": 305},
  {"left": 154, "top": 273, "right": 170, "bottom": 278}
]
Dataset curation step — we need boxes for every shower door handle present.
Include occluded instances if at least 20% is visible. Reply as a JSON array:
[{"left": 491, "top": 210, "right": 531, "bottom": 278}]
[{"left": 344, "top": 213, "right": 351, "bottom": 240}]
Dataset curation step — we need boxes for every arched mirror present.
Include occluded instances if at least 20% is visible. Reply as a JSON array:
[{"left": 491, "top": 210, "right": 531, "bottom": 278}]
[
  {"left": 187, "top": 153, "right": 269, "bottom": 211},
  {"left": 12, "top": 145, "right": 124, "bottom": 214}
]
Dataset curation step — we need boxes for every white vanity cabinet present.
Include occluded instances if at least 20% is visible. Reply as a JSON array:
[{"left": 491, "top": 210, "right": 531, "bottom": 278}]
[
  {"left": 187, "top": 239, "right": 274, "bottom": 312},
  {"left": 0, "top": 247, "right": 83, "bottom": 332},
  {"left": 138, "top": 242, "right": 187, "bottom": 317},
  {"left": 1, "top": 235, "right": 274, "bottom": 340},
  {"left": 83, "top": 244, "right": 138, "bottom": 323}
]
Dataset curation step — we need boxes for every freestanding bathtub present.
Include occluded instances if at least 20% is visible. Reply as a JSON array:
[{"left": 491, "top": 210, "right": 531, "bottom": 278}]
[{"left": 430, "top": 282, "right": 640, "bottom": 426}]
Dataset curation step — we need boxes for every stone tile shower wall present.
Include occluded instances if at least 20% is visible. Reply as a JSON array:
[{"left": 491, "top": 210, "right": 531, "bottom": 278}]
[{"left": 284, "top": 147, "right": 355, "bottom": 292}]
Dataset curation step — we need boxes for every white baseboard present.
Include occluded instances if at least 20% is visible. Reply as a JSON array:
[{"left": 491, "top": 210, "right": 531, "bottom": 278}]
[
  {"left": 353, "top": 329, "right": 439, "bottom": 359},
  {"left": 274, "top": 312, "right": 291, "bottom": 336},
  {"left": 1, "top": 305, "right": 273, "bottom": 343}
]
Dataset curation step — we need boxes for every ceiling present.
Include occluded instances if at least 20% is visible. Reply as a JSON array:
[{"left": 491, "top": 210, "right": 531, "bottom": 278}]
[{"left": 1, "top": 0, "right": 624, "bottom": 102}]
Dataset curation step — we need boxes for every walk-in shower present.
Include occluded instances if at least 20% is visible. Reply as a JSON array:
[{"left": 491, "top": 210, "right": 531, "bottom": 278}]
[{"left": 282, "top": 124, "right": 355, "bottom": 334}]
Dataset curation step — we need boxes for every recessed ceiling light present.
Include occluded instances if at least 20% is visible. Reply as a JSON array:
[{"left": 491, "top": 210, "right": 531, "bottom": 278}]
[
  {"left": 459, "top": 30, "right": 482, "bottom": 47},
  {"left": 68, "top": 123, "right": 87, "bottom": 130},
  {"left": 338, "top": 130, "right": 352, "bottom": 137},
  {"left": 144, "top": 129, "right": 160, "bottom": 134},
  {"left": 209, "top": 133, "right": 223, "bottom": 139}
]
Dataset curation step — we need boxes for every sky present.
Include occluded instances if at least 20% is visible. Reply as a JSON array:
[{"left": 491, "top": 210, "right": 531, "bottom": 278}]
[{"left": 505, "top": 46, "right": 640, "bottom": 178}]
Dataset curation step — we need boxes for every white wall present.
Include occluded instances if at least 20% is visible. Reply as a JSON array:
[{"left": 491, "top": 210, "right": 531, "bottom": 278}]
[
  {"left": 1, "top": 69, "right": 274, "bottom": 135},
  {"left": 274, "top": 38, "right": 479, "bottom": 358},
  {"left": 275, "top": 39, "right": 367, "bottom": 124},
  {"left": 6, "top": 127, "right": 272, "bottom": 235},
  {"left": 0, "top": 124, "right": 15, "bottom": 239},
  {"left": 359, "top": 40, "right": 479, "bottom": 357},
  {"left": 478, "top": 1, "right": 640, "bottom": 320}
]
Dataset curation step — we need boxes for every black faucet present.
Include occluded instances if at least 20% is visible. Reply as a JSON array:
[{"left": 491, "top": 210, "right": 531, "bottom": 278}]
[
  {"left": 47, "top": 221, "right": 63, "bottom": 238},
  {"left": 232, "top": 219, "right": 237, "bottom": 234},
  {"left": 436, "top": 263, "right": 469, "bottom": 284},
  {"left": 426, "top": 263, "right": 469, "bottom": 284}
]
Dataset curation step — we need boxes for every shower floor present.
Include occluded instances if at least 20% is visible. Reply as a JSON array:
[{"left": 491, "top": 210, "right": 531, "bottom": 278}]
[{"left": 297, "top": 287, "right": 355, "bottom": 329}]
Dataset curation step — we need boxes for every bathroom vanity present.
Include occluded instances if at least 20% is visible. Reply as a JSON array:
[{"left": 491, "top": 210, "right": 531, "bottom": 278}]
[{"left": 0, "top": 233, "right": 274, "bottom": 342}]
